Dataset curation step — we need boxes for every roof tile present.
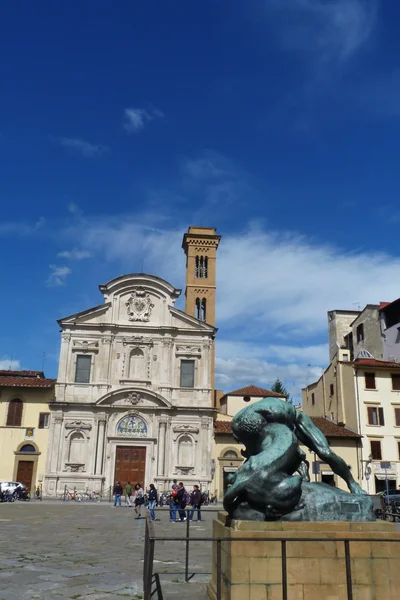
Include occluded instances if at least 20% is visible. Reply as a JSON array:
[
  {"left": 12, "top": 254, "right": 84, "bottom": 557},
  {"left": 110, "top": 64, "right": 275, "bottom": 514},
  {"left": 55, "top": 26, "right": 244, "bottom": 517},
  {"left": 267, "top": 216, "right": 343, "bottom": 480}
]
[
  {"left": 224, "top": 385, "right": 286, "bottom": 398},
  {"left": 214, "top": 417, "right": 360, "bottom": 439},
  {"left": 0, "top": 376, "right": 56, "bottom": 388}
]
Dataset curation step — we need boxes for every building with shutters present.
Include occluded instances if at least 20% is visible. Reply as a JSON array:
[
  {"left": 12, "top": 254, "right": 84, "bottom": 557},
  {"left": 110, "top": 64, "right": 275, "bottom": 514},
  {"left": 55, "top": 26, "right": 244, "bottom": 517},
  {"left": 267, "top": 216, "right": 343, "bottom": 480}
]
[
  {"left": 302, "top": 351, "right": 400, "bottom": 494},
  {"left": 44, "top": 226, "right": 221, "bottom": 497},
  {"left": 0, "top": 370, "right": 55, "bottom": 491}
]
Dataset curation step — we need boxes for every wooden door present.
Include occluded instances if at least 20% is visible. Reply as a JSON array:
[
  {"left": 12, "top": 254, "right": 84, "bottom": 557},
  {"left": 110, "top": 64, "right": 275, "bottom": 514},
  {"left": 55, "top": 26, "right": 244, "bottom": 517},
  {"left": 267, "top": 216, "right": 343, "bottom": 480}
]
[
  {"left": 16, "top": 461, "right": 34, "bottom": 490},
  {"left": 114, "top": 446, "right": 146, "bottom": 487}
]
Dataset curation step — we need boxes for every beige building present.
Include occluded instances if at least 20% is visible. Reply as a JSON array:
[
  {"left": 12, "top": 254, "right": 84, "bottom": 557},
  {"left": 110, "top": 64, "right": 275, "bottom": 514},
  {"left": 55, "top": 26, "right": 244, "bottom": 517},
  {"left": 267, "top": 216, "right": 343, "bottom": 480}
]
[
  {"left": 303, "top": 354, "right": 400, "bottom": 493},
  {"left": 0, "top": 370, "right": 55, "bottom": 491},
  {"left": 44, "top": 227, "right": 221, "bottom": 496}
]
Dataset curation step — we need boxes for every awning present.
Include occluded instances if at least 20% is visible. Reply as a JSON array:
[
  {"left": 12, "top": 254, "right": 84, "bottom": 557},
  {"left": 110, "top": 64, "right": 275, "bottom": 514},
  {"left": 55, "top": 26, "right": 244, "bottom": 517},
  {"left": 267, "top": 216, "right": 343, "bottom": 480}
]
[
  {"left": 375, "top": 473, "right": 397, "bottom": 480},
  {"left": 321, "top": 470, "right": 334, "bottom": 476}
]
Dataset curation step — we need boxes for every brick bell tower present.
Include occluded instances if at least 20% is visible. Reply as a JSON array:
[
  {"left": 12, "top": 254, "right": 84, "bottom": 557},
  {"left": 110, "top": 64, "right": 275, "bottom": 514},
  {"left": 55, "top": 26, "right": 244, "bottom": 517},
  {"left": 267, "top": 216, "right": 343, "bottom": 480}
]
[{"left": 182, "top": 226, "right": 221, "bottom": 391}]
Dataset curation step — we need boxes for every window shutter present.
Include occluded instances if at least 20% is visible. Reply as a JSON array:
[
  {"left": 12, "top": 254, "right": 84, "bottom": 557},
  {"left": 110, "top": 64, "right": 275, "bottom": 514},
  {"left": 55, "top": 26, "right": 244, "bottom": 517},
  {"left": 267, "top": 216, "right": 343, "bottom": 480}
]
[
  {"left": 378, "top": 407, "right": 385, "bottom": 426},
  {"left": 370, "top": 440, "right": 382, "bottom": 460},
  {"left": 180, "top": 360, "right": 195, "bottom": 388},
  {"left": 75, "top": 355, "right": 91, "bottom": 383},
  {"left": 365, "top": 373, "right": 376, "bottom": 389},
  {"left": 367, "top": 407, "right": 374, "bottom": 425},
  {"left": 395, "top": 408, "right": 400, "bottom": 427},
  {"left": 6, "top": 399, "right": 23, "bottom": 427},
  {"left": 392, "top": 374, "right": 400, "bottom": 391}
]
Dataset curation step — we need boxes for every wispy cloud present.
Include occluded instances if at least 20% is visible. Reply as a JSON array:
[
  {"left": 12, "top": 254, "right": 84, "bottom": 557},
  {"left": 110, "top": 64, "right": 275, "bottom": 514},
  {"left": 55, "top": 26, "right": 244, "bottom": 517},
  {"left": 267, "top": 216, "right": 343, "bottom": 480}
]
[
  {"left": 56, "top": 137, "right": 108, "bottom": 158},
  {"left": 0, "top": 218, "right": 45, "bottom": 236},
  {"left": 123, "top": 106, "right": 164, "bottom": 133},
  {"left": 57, "top": 249, "right": 91, "bottom": 260},
  {"left": 46, "top": 265, "right": 72, "bottom": 287},
  {"left": 265, "top": 0, "right": 377, "bottom": 63},
  {"left": 68, "top": 202, "right": 82, "bottom": 215},
  {"left": 0, "top": 357, "right": 21, "bottom": 370}
]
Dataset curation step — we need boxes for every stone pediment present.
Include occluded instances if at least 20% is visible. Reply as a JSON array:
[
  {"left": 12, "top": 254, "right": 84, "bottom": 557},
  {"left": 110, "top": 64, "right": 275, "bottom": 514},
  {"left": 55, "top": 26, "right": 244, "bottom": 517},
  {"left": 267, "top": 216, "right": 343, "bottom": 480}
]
[{"left": 96, "top": 388, "right": 171, "bottom": 409}]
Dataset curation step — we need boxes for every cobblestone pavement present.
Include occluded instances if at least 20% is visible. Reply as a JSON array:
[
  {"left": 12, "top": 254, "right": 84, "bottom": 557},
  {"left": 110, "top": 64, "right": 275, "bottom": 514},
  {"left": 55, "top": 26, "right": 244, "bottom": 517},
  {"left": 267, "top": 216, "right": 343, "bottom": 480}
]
[{"left": 0, "top": 501, "right": 215, "bottom": 600}]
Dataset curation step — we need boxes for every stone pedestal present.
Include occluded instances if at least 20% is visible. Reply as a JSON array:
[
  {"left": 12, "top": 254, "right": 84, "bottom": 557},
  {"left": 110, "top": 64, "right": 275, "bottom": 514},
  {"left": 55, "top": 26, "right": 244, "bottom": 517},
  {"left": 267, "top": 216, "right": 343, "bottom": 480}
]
[{"left": 207, "top": 512, "right": 400, "bottom": 600}]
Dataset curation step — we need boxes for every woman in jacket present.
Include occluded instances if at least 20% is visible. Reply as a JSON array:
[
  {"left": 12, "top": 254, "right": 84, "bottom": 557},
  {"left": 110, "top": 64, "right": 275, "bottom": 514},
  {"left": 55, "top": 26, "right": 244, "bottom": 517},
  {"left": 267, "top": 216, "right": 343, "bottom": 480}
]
[
  {"left": 134, "top": 483, "right": 145, "bottom": 518},
  {"left": 148, "top": 484, "right": 158, "bottom": 521}
]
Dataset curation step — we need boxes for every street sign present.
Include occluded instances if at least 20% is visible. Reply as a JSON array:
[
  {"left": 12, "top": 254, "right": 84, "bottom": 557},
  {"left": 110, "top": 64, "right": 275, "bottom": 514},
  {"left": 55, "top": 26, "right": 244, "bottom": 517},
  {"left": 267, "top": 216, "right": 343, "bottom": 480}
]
[{"left": 380, "top": 462, "right": 391, "bottom": 470}]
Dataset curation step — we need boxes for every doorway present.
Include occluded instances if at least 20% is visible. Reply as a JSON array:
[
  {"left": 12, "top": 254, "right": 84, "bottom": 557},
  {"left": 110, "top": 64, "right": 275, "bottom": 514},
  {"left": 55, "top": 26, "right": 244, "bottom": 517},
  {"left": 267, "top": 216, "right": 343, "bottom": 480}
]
[
  {"left": 321, "top": 473, "right": 336, "bottom": 487},
  {"left": 375, "top": 476, "right": 396, "bottom": 494},
  {"left": 16, "top": 461, "right": 34, "bottom": 490},
  {"left": 114, "top": 446, "right": 146, "bottom": 487}
]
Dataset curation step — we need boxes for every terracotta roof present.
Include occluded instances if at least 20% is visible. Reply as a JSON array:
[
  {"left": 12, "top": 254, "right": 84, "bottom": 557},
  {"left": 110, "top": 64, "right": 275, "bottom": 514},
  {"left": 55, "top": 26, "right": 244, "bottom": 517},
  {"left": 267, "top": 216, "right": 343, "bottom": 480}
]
[
  {"left": 0, "top": 371, "right": 56, "bottom": 388},
  {"left": 310, "top": 417, "right": 361, "bottom": 439},
  {"left": 214, "top": 420, "right": 233, "bottom": 434},
  {"left": 214, "top": 417, "right": 360, "bottom": 439},
  {"left": 379, "top": 302, "right": 391, "bottom": 310},
  {"left": 353, "top": 358, "right": 400, "bottom": 370},
  {"left": 0, "top": 370, "right": 45, "bottom": 378},
  {"left": 223, "top": 385, "right": 286, "bottom": 398}
]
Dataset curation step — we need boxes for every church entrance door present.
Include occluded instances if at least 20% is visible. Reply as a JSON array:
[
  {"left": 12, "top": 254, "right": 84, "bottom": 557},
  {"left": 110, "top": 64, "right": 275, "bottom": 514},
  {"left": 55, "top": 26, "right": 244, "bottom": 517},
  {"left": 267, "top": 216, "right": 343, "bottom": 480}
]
[
  {"left": 16, "top": 460, "right": 34, "bottom": 490},
  {"left": 114, "top": 446, "right": 146, "bottom": 487}
]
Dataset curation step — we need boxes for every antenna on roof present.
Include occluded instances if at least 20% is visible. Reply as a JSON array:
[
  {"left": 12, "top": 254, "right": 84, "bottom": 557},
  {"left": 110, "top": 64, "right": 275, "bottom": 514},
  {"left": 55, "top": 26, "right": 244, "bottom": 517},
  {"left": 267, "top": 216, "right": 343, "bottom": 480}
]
[
  {"left": 352, "top": 302, "right": 361, "bottom": 310},
  {"left": 41, "top": 352, "right": 46, "bottom": 372},
  {"left": 9, "top": 351, "right": 14, "bottom": 370}
]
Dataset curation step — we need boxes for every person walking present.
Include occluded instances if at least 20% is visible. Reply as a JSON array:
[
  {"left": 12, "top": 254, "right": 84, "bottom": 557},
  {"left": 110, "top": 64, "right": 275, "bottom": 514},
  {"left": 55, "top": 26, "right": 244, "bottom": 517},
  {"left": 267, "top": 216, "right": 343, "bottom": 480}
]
[
  {"left": 125, "top": 481, "right": 132, "bottom": 507},
  {"left": 134, "top": 483, "right": 145, "bottom": 518},
  {"left": 113, "top": 481, "right": 123, "bottom": 507},
  {"left": 148, "top": 483, "right": 158, "bottom": 521},
  {"left": 169, "top": 479, "right": 178, "bottom": 522},
  {"left": 174, "top": 482, "right": 187, "bottom": 522},
  {"left": 189, "top": 484, "right": 202, "bottom": 521}
]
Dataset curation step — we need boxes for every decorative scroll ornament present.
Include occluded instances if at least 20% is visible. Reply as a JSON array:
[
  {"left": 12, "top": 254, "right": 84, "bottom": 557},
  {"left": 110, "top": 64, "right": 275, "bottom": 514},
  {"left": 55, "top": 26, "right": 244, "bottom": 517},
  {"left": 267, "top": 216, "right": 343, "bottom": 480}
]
[
  {"left": 126, "top": 392, "right": 142, "bottom": 405},
  {"left": 117, "top": 415, "right": 147, "bottom": 437},
  {"left": 125, "top": 288, "right": 154, "bottom": 322}
]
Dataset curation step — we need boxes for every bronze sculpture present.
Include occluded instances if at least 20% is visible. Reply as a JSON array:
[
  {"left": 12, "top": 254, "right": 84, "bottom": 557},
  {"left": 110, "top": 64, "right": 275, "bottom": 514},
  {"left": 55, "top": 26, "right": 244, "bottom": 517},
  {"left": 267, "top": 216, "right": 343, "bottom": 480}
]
[{"left": 223, "top": 398, "right": 375, "bottom": 522}]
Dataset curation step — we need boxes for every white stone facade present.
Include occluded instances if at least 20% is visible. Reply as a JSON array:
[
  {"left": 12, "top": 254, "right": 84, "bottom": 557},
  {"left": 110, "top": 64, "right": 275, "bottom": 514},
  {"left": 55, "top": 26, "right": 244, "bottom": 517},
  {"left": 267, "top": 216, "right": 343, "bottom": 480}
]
[{"left": 44, "top": 274, "right": 216, "bottom": 496}]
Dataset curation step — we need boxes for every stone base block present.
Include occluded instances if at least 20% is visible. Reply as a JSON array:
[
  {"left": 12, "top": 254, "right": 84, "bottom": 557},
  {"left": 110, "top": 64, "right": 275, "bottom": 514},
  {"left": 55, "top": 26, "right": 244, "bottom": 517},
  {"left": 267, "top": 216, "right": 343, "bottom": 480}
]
[{"left": 207, "top": 512, "right": 400, "bottom": 600}]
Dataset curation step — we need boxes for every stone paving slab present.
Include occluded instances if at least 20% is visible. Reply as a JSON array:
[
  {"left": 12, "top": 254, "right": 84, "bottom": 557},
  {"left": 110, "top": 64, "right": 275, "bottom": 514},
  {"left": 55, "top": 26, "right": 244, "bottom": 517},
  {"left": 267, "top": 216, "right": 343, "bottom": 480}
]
[{"left": 0, "top": 502, "right": 215, "bottom": 599}]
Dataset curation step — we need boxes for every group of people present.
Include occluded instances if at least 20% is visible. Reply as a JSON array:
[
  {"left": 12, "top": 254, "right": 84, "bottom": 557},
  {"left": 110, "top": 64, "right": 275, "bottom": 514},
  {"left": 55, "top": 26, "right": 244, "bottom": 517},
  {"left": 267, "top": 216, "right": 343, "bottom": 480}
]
[{"left": 112, "top": 479, "right": 204, "bottom": 522}]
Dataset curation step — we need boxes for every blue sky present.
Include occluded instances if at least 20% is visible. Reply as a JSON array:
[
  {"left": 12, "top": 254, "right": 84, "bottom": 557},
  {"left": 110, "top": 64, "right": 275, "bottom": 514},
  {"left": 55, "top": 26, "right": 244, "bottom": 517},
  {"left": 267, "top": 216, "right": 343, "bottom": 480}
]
[{"left": 2, "top": 0, "right": 400, "bottom": 401}]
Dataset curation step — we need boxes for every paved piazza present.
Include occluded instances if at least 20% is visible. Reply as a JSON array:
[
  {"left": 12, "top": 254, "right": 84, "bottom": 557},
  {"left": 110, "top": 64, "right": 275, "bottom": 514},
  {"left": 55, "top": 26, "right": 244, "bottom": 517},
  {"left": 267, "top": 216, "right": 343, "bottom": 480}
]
[{"left": 0, "top": 501, "right": 213, "bottom": 600}]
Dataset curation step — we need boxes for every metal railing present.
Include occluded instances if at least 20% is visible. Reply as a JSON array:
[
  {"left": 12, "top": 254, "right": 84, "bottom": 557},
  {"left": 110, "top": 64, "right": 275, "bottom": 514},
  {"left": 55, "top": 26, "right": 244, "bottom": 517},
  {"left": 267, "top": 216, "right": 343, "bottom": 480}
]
[{"left": 143, "top": 512, "right": 400, "bottom": 600}]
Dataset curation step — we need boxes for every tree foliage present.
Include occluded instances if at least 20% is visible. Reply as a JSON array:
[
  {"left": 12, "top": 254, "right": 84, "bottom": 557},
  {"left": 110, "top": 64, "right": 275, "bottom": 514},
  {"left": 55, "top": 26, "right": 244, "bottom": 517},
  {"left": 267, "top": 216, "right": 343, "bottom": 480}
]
[{"left": 271, "top": 378, "right": 292, "bottom": 403}]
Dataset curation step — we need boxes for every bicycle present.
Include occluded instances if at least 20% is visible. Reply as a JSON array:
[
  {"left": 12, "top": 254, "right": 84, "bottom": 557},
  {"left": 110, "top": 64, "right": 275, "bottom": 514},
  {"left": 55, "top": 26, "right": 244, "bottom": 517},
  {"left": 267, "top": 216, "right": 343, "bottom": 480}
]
[
  {"left": 58, "top": 488, "right": 83, "bottom": 502},
  {"left": 80, "top": 490, "right": 102, "bottom": 502}
]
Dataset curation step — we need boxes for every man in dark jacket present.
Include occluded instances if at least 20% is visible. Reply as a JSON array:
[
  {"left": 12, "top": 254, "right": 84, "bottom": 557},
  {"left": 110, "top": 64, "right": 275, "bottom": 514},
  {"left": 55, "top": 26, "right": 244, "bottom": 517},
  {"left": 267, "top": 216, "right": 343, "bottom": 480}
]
[
  {"left": 189, "top": 485, "right": 202, "bottom": 521},
  {"left": 113, "top": 481, "right": 123, "bottom": 507},
  {"left": 174, "top": 482, "right": 187, "bottom": 522}
]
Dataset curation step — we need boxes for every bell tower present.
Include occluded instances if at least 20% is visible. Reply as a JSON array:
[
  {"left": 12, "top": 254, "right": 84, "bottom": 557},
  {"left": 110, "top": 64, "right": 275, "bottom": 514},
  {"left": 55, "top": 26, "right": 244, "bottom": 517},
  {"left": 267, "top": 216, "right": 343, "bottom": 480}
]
[{"left": 182, "top": 226, "right": 221, "bottom": 389}]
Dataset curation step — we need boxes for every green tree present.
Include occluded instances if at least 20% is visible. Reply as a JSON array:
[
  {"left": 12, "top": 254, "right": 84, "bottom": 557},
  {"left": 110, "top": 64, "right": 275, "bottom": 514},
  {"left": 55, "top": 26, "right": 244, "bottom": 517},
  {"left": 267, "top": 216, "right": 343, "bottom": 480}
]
[{"left": 271, "top": 378, "right": 292, "bottom": 404}]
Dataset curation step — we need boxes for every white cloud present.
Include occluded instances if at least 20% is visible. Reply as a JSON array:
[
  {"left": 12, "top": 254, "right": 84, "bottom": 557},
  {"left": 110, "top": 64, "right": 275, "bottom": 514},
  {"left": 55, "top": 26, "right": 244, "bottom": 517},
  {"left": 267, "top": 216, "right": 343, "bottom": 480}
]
[
  {"left": 57, "top": 249, "right": 91, "bottom": 260},
  {"left": 265, "top": 0, "right": 377, "bottom": 63},
  {"left": 123, "top": 106, "right": 164, "bottom": 133},
  {"left": 0, "top": 357, "right": 21, "bottom": 370},
  {"left": 56, "top": 137, "right": 107, "bottom": 158},
  {"left": 46, "top": 265, "right": 72, "bottom": 287},
  {"left": 183, "top": 151, "right": 234, "bottom": 180}
]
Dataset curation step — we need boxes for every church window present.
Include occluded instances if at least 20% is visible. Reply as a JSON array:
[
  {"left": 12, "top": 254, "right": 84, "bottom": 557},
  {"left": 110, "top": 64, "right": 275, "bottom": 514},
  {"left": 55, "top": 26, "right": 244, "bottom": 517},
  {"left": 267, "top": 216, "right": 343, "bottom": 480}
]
[
  {"left": 68, "top": 432, "right": 85, "bottom": 463},
  {"left": 180, "top": 360, "right": 195, "bottom": 388},
  {"left": 195, "top": 256, "right": 208, "bottom": 278},
  {"left": 129, "top": 347, "right": 145, "bottom": 379},
  {"left": 20, "top": 444, "right": 35, "bottom": 452},
  {"left": 203, "top": 256, "right": 208, "bottom": 278},
  {"left": 117, "top": 415, "right": 147, "bottom": 437},
  {"left": 178, "top": 435, "right": 194, "bottom": 466},
  {"left": 201, "top": 298, "right": 207, "bottom": 322},
  {"left": 195, "top": 256, "right": 199, "bottom": 278},
  {"left": 6, "top": 399, "right": 23, "bottom": 427},
  {"left": 223, "top": 450, "right": 238, "bottom": 459},
  {"left": 75, "top": 355, "right": 91, "bottom": 383},
  {"left": 195, "top": 298, "right": 201, "bottom": 320}
]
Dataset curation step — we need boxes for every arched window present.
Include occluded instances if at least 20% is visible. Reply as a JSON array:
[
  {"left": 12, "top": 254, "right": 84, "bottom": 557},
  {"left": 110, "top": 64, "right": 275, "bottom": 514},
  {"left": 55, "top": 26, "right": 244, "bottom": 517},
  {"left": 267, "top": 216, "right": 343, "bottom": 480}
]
[
  {"left": 68, "top": 432, "right": 85, "bottom": 463},
  {"left": 223, "top": 450, "right": 238, "bottom": 459},
  {"left": 195, "top": 256, "right": 208, "bottom": 278},
  {"left": 178, "top": 435, "right": 194, "bottom": 466},
  {"left": 195, "top": 298, "right": 201, "bottom": 320},
  {"left": 195, "top": 256, "right": 199, "bottom": 278},
  {"left": 129, "top": 347, "right": 144, "bottom": 379},
  {"left": 201, "top": 298, "right": 207, "bottom": 322},
  {"left": 6, "top": 399, "right": 23, "bottom": 427},
  {"left": 203, "top": 256, "right": 208, "bottom": 278},
  {"left": 20, "top": 444, "right": 36, "bottom": 453}
]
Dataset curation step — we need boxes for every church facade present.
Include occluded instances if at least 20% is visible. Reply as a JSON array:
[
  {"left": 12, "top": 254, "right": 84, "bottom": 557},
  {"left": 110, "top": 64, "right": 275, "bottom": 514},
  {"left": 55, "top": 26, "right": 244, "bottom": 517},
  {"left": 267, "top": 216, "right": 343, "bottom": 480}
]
[{"left": 44, "top": 227, "right": 220, "bottom": 496}]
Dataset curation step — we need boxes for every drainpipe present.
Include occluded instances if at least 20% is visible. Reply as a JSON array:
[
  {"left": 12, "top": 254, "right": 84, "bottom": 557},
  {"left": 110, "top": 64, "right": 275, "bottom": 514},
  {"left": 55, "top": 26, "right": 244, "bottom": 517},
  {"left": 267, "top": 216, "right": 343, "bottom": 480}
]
[{"left": 354, "top": 367, "right": 364, "bottom": 483}]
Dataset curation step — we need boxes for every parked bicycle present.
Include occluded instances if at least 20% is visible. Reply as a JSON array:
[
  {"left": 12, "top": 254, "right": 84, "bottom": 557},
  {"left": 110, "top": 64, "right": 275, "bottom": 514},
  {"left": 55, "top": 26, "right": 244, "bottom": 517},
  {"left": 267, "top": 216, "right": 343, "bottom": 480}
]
[
  {"left": 58, "top": 488, "right": 83, "bottom": 502},
  {"left": 80, "top": 490, "right": 102, "bottom": 502}
]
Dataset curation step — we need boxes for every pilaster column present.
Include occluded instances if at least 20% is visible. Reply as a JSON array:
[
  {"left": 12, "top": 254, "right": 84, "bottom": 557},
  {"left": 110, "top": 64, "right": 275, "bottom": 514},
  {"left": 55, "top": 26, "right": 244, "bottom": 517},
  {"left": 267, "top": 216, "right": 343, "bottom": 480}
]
[
  {"left": 157, "top": 417, "right": 168, "bottom": 477},
  {"left": 49, "top": 416, "right": 63, "bottom": 473},
  {"left": 200, "top": 417, "right": 210, "bottom": 478},
  {"left": 95, "top": 416, "right": 107, "bottom": 475}
]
